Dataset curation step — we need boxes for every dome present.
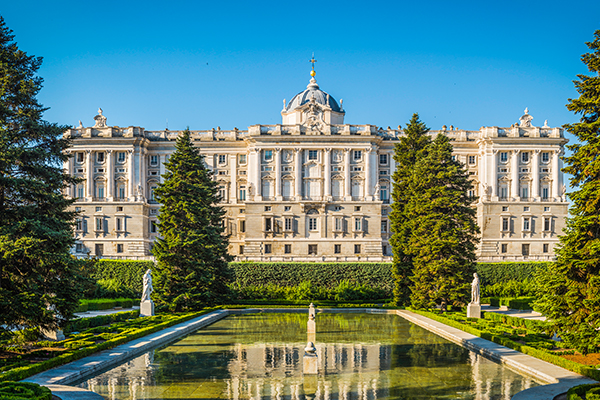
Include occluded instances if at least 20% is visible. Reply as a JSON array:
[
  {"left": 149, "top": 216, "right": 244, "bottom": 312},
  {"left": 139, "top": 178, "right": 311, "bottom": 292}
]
[{"left": 285, "top": 77, "right": 342, "bottom": 113}]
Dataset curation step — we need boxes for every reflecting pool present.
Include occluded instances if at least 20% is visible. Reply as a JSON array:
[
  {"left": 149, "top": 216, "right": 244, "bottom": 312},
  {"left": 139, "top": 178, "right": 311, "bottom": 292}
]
[{"left": 76, "top": 313, "right": 541, "bottom": 399}]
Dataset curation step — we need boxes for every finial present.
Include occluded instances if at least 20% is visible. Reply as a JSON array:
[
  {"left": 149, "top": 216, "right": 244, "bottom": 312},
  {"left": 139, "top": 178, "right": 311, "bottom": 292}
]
[
  {"left": 283, "top": 98, "right": 286, "bottom": 109},
  {"left": 310, "top": 53, "right": 317, "bottom": 77},
  {"left": 98, "top": 107, "right": 103, "bottom": 115},
  {"left": 524, "top": 107, "right": 529, "bottom": 114}
]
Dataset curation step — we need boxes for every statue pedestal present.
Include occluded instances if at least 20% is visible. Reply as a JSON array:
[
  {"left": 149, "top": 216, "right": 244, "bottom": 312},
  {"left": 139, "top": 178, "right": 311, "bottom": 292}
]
[
  {"left": 303, "top": 353, "right": 318, "bottom": 375},
  {"left": 140, "top": 300, "right": 155, "bottom": 317},
  {"left": 307, "top": 319, "right": 315, "bottom": 334},
  {"left": 467, "top": 303, "right": 481, "bottom": 319}
]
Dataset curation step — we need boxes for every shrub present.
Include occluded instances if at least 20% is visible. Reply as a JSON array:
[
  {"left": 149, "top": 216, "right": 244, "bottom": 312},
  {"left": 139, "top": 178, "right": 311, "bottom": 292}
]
[
  {"left": 568, "top": 384, "right": 600, "bottom": 400},
  {"left": 0, "top": 382, "right": 51, "bottom": 400},
  {"left": 90, "top": 260, "right": 153, "bottom": 298},
  {"left": 475, "top": 262, "right": 551, "bottom": 286}
]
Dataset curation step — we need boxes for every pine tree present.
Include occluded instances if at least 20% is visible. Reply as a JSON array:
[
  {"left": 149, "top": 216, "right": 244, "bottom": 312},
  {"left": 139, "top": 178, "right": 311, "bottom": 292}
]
[
  {"left": 407, "top": 134, "right": 479, "bottom": 310},
  {"left": 389, "top": 114, "right": 431, "bottom": 306},
  {"left": 152, "top": 129, "right": 233, "bottom": 312},
  {"left": 534, "top": 30, "right": 600, "bottom": 354},
  {"left": 0, "top": 17, "right": 84, "bottom": 332}
]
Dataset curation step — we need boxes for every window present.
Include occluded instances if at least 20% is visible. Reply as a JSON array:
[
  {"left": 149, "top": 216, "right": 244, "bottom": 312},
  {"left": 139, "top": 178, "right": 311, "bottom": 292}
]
[
  {"left": 75, "top": 206, "right": 81, "bottom": 212},
  {"left": 264, "top": 206, "right": 271, "bottom": 211},
  {"left": 308, "top": 244, "right": 317, "bottom": 255},
  {"left": 501, "top": 243, "right": 508, "bottom": 253},
  {"left": 96, "top": 206, "right": 102, "bottom": 212},
  {"left": 380, "top": 186, "right": 388, "bottom": 203},
  {"left": 285, "top": 244, "right": 291, "bottom": 254},
  {"left": 522, "top": 244, "right": 530, "bottom": 256},
  {"left": 379, "top": 170, "right": 388, "bottom": 175},
  {"left": 502, "top": 217, "right": 510, "bottom": 232},
  {"left": 500, "top": 152, "right": 508, "bottom": 163},
  {"left": 354, "top": 217, "right": 362, "bottom": 231},
  {"left": 285, "top": 217, "right": 293, "bottom": 231},
  {"left": 381, "top": 220, "right": 388, "bottom": 233},
  {"left": 116, "top": 217, "right": 123, "bottom": 231},
  {"left": 542, "top": 187, "right": 549, "bottom": 199},
  {"left": 218, "top": 154, "right": 227, "bottom": 164},
  {"left": 451, "top": 155, "right": 456, "bottom": 161},
  {"left": 264, "top": 150, "right": 273, "bottom": 161},
  {"left": 150, "top": 208, "right": 157, "bottom": 215},
  {"left": 265, "top": 217, "right": 272, "bottom": 232},
  {"left": 116, "top": 244, "right": 123, "bottom": 253},
  {"left": 76, "top": 218, "right": 83, "bottom": 231},
  {"left": 521, "top": 152, "right": 529, "bottom": 163},
  {"left": 334, "top": 244, "right": 341, "bottom": 254},
  {"left": 544, "top": 207, "right": 550, "bottom": 212},
  {"left": 523, "top": 217, "right": 530, "bottom": 231},
  {"left": 96, "top": 183, "right": 104, "bottom": 199},
  {"left": 95, "top": 217, "right": 103, "bottom": 232},
  {"left": 334, "top": 217, "right": 343, "bottom": 232},
  {"left": 352, "top": 166, "right": 362, "bottom": 171},
  {"left": 95, "top": 244, "right": 104, "bottom": 256},
  {"left": 150, "top": 185, "right": 158, "bottom": 201},
  {"left": 334, "top": 205, "right": 342, "bottom": 211},
  {"left": 308, "top": 150, "right": 318, "bottom": 160},
  {"left": 150, "top": 155, "right": 158, "bottom": 166},
  {"left": 468, "top": 155, "right": 476, "bottom": 165},
  {"left": 264, "top": 244, "right": 272, "bottom": 254},
  {"left": 355, "top": 206, "right": 361, "bottom": 212},
  {"left": 149, "top": 171, "right": 158, "bottom": 176},
  {"left": 75, "top": 243, "right": 83, "bottom": 253},
  {"left": 76, "top": 152, "right": 84, "bottom": 163},
  {"left": 308, "top": 218, "right": 318, "bottom": 231},
  {"left": 239, "top": 186, "right": 246, "bottom": 201},
  {"left": 239, "top": 220, "right": 246, "bottom": 233},
  {"left": 521, "top": 187, "right": 529, "bottom": 199},
  {"left": 524, "top": 206, "right": 530, "bottom": 212},
  {"left": 117, "top": 184, "right": 126, "bottom": 199},
  {"left": 502, "top": 206, "right": 508, "bottom": 212},
  {"left": 332, "top": 166, "right": 342, "bottom": 171},
  {"left": 117, "top": 152, "right": 126, "bottom": 163},
  {"left": 218, "top": 186, "right": 226, "bottom": 201},
  {"left": 468, "top": 190, "right": 475, "bottom": 198},
  {"left": 239, "top": 154, "right": 247, "bottom": 164},
  {"left": 239, "top": 245, "right": 244, "bottom": 254},
  {"left": 500, "top": 186, "right": 508, "bottom": 199},
  {"left": 77, "top": 184, "right": 84, "bottom": 199},
  {"left": 240, "top": 209, "right": 245, "bottom": 214},
  {"left": 353, "top": 150, "right": 362, "bottom": 160},
  {"left": 544, "top": 217, "right": 551, "bottom": 231},
  {"left": 379, "top": 154, "right": 388, "bottom": 165},
  {"left": 96, "top": 152, "right": 105, "bottom": 163},
  {"left": 284, "top": 206, "right": 291, "bottom": 212},
  {"left": 150, "top": 220, "right": 158, "bottom": 233},
  {"left": 541, "top": 152, "right": 550, "bottom": 163},
  {"left": 354, "top": 244, "right": 361, "bottom": 254},
  {"left": 382, "top": 245, "right": 388, "bottom": 256},
  {"left": 543, "top": 243, "right": 549, "bottom": 253}
]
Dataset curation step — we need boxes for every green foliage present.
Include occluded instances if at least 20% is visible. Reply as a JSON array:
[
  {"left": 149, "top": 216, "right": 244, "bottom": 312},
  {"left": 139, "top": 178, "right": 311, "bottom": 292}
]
[
  {"left": 481, "top": 279, "right": 537, "bottom": 297},
  {"left": 230, "top": 262, "right": 393, "bottom": 291},
  {"left": 89, "top": 260, "right": 153, "bottom": 298},
  {"left": 480, "top": 296, "right": 536, "bottom": 310},
  {"left": 0, "top": 382, "right": 51, "bottom": 400},
  {"left": 0, "top": 17, "right": 87, "bottom": 332},
  {"left": 75, "top": 298, "right": 135, "bottom": 312},
  {"left": 152, "top": 129, "right": 233, "bottom": 311},
  {"left": 568, "top": 384, "right": 600, "bottom": 400},
  {"left": 408, "top": 134, "right": 479, "bottom": 310},
  {"left": 475, "top": 262, "right": 550, "bottom": 286},
  {"left": 63, "top": 310, "right": 139, "bottom": 334},
  {"left": 390, "top": 113, "right": 432, "bottom": 306},
  {"left": 534, "top": 30, "right": 600, "bottom": 355}
]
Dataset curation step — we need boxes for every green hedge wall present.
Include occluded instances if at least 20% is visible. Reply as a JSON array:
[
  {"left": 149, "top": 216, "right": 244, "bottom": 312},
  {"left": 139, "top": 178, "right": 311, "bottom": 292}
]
[
  {"left": 92, "top": 260, "right": 153, "bottom": 295},
  {"left": 229, "top": 262, "right": 394, "bottom": 291},
  {"left": 475, "top": 262, "right": 551, "bottom": 285},
  {"left": 0, "top": 382, "right": 51, "bottom": 400}
]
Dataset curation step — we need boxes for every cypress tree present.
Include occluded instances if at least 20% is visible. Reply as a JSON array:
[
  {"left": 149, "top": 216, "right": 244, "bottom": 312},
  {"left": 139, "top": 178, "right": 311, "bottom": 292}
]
[
  {"left": 152, "top": 129, "right": 233, "bottom": 312},
  {"left": 389, "top": 113, "right": 431, "bottom": 306},
  {"left": 0, "top": 17, "right": 84, "bottom": 332},
  {"left": 407, "top": 134, "right": 479, "bottom": 310},
  {"left": 534, "top": 30, "right": 600, "bottom": 354}
]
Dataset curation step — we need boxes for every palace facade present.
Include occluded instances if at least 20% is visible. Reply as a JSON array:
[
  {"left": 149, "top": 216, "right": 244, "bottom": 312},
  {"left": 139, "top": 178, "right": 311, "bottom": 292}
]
[{"left": 64, "top": 73, "right": 568, "bottom": 262}]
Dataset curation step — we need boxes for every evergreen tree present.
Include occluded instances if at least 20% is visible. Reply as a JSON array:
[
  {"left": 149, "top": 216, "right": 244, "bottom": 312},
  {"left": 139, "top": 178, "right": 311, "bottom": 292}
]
[
  {"left": 152, "top": 129, "right": 233, "bottom": 312},
  {"left": 389, "top": 114, "right": 431, "bottom": 306},
  {"left": 534, "top": 30, "right": 600, "bottom": 354},
  {"left": 407, "top": 134, "right": 479, "bottom": 310},
  {"left": 0, "top": 17, "right": 84, "bottom": 332}
]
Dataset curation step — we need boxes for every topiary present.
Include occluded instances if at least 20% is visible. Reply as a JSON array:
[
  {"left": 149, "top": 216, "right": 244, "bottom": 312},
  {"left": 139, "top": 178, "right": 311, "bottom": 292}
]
[{"left": 0, "top": 382, "right": 52, "bottom": 400}]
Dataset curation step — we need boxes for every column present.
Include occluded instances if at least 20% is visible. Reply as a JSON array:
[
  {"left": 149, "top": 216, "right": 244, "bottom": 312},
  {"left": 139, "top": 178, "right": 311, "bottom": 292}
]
[
  {"left": 344, "top": 148, "right": 351, "bottom": 200},
  {"left": 256, "top": 148, "right": 262, "bottom": 201},
  {"left": 511, "top": 150, "right": 520, "bottom": 200},
  {"left": 86, "top": 150, "right": 93, "bottom": 201},
  {"left": 389, "top": 152, "right": 396, "bottom": 204},
  {"left": 532, "top": 149, "right": 540, "bottom": 200},
  {"left": 490, "top": 149, "right": 498, "bottom": 200},
  {"left": 230, "top": 154, "right": 237, "bottom": 203},
  {"left": 365, "top": 147, "right": 376, "bottom": 201},
  {"left": 295, "top": 148, "right": 302, "bottom": 200},
  {"left": 248, "top": 149, "right": 258, "bottom": 201},
  {"left": 558, "top": 149, "right": 564, "bottom": 200},
  {"left": 324, "top": 148, "right": 331, "bottom": 200},
  {"left": 127, "top": 149, "right": 135, "bottom": 201},
  {"left": 106, "top": 150, "right": 114, "bottom": 201},
  {"left": 552, "top": 150, "right": 560, "bottom": 199},
  {"left": 64, "top": 151, "right": 73, "bottom": 198},
  {"left": 479, "top": 148, "right": 486, "bottom": 199},
  {"left": 275, "top": 148, "right": 282, "bottom": 201},
  {"left": 159, "top": 154, "right": 166, "bottom": 183},
  {"left": 139, "top": 148, "right": 146, "bottom": 202}
]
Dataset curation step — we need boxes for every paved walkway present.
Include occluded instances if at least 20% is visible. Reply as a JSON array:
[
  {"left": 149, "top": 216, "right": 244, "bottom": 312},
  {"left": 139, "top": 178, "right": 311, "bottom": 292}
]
[
  {"left": 482, "top": 305, "right": 547, "bottom": 321},
  {"left": 73, "top": 306, "right": 139, "bottom": 319}
]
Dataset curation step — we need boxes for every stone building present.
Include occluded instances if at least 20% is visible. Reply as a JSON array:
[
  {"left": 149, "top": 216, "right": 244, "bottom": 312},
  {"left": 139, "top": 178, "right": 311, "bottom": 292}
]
[{"left": 63, "top": 72, "right": 568, "bottom": 262}]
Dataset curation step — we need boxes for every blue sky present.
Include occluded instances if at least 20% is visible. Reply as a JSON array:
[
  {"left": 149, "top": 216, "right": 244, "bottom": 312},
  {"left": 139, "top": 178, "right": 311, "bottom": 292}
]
[{"left": 2, "top": 1, "right": 599, "bottom": 136}]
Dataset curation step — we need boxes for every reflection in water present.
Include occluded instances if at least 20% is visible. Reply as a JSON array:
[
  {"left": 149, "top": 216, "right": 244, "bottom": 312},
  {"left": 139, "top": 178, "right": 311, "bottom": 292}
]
[{"left": 77, "top": 313, "right": 540, "bottom": 399}]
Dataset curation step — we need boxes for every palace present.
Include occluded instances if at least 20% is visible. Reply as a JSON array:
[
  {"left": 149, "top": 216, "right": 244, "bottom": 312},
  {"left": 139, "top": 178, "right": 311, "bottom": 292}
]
[{"left": 64, "top": 70, "right": 568, "bottom": 262}]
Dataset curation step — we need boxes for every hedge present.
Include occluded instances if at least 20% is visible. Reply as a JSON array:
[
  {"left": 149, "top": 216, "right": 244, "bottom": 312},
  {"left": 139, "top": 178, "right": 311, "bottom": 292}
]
[
  {"left": 480, "top": 296, "right": 536, "bottom": 310},
  {"left": 475, "top": 262, "right": 551, "bottom": 286},
  {"left": 75, "top": 298, "right": 135, "bottom": 313},
  {"left": 91, "top": 260, "right": 153, "bottom": 295},
  {"left": 0, "top": 308, "right": 217, "bottom": 383},
  {"left": 568, "top": 383, "right": 600, "bottom": 400},
  {"left": 0, "top": 382, "right": 51, "bottom": 400},
  {"left": 409, "top": 309, "right": 600, "bottom": 381},
  {"left": 64, "top": 310, "right": 139, "bottom": 334}
]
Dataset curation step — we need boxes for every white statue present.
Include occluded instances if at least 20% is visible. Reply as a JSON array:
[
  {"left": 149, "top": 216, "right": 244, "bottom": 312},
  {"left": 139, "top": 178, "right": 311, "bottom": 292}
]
[
  {"left": 471, "top": 273, "right": 480, "bottom": 304},
  {"left": 308, "top": 303, "right": 316, "bottom": 320},
  {"left": 141, "top": 269, "right": 153, "bottom": 301},
  {"left": 77, "top": 120, "right": 83, "bottom": 129},
  {"left": 137, "top": 183, "right": 143, "bottom": 197},
  {"left": 519, "top": 108, "right": 533, "bottom": 127},
  {"left": 93, "top": 108, "right": 107, "bottom": 128}
]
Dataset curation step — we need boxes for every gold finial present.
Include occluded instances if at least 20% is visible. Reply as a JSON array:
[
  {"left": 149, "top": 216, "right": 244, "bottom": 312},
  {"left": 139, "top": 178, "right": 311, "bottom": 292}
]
[{"left": 310, "top": 53, "right": 317, "bottom": 77}]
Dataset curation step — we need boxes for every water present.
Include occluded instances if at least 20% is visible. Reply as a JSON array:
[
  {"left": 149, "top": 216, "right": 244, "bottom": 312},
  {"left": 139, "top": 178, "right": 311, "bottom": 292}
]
[{"left": 76, "top": 313, "right": 540, "bottom": 399}]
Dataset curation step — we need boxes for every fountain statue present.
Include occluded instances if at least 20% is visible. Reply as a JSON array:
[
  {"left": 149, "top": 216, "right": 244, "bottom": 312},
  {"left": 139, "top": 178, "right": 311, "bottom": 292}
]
[
  {"left": 467, "top": 272, "right": 481, "bottom": 318},
  {"left": 303, "top": 341, "right": 318, "bottom": 375},
  {"left": 140, "top": 269, "right": 155, "bottom": 317}
]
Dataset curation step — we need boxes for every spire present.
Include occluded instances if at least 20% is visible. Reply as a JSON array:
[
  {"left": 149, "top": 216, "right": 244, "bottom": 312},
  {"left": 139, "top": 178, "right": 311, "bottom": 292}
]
[{"left": 310, "top": 53, "right": 317, "bottom": 78}]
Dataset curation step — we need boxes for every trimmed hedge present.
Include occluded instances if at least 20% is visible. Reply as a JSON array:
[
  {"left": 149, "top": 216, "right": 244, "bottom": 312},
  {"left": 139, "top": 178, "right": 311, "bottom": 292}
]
[
  {"left": 568, "top": 383, "right": 600, "bottom": 400},
  {"left": 0, "top": 382, "right": 51, "bottom": 400},
  {"left": 75, "top": 298, "right": 135, "bottom": 313},
  {"left": 480, "top": 296, "right": 536, "bottom": 310},
  {"left": 0, "top": 308, "right": 217, "bottom": 383},
  {"left": 91, "top": 260, "right": 153, "bottom": 295},
  {"left": 64, "top": 310, "right": 139, "bottom": 334},
  {"left": 475, "top": 262, "right": 551, "bottom": 285},
  {"left": 409, "top": 309, "right": 600, "bottom": 381}
]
